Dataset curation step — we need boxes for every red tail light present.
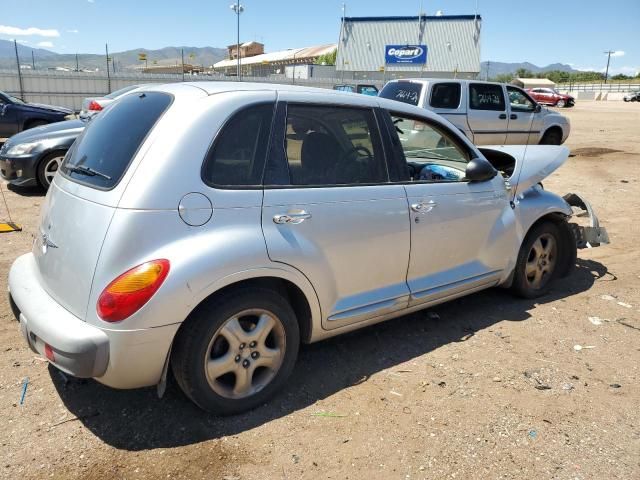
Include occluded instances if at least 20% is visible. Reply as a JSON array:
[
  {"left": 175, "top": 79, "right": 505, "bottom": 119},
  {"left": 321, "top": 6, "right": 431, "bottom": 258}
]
[
  {"left": 97, "top": 259, "right": 170, "bottom": 322},
  {"left": 88, "top": 100, "right": 103, "bottom": 111}
]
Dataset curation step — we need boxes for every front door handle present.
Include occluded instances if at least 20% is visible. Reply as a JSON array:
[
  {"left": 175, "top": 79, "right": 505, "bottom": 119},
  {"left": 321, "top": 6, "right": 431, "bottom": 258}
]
[
  {"left": 499, "top": 113, "right": 507, "bottom": 120},
  {"left": 510, "top": 113, "right": 518, "bottom": 120},
  {"left": 273, "top": 211, "right": 311, "bottom": 224},
  {"left": 410, "top": 200, "right": 437, "bottom": 214}
]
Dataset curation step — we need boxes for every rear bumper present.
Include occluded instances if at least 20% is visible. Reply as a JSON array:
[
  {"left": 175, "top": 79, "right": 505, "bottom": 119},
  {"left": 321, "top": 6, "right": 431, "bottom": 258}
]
[
  {"left": 8, "top": 253, "right": 178, "bottom": 388},
  {"left": 9, "top": 254, "right": 109, "bottom": 377},
  {"left": 0, "top": 155, "right": 39, "bottom": 187}
]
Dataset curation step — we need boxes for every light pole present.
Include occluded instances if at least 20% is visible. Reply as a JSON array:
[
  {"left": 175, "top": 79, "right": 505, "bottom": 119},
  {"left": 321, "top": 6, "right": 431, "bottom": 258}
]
[
  {"left": 603, "top": 50, "right": 615, "bottom": 84},
  {"left": 230, "top": 2, "right": 244, "bottom": 80}
]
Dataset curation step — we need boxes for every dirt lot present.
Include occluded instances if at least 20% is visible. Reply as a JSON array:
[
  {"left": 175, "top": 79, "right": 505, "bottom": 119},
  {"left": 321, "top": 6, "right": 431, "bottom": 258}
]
[{"left": 0, "top": 101, "right": 638, "bottom": 479}]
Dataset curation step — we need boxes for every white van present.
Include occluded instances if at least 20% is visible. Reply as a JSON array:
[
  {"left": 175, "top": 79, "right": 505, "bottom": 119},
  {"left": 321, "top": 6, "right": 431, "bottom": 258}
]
[{"left": 379, "top": 79, "right": 570, "bottom": 145}]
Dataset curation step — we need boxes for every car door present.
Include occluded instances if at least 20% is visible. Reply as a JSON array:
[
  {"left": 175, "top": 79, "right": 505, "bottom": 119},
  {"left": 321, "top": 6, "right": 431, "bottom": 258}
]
[
  {"left": 0, "top": 95, "right": 19, "bottom": 138},
  {"left": 380, "top": 108, "right": 516, "bottom": 307},
  {"left": 466, "top": 83, "right": 509, "bottom": 145},
  {"left": 261, "top": 95, "right": 411, "bottom": 330},
  {"left": 505, "top": 86, "right": 540, "bottom": 145}
]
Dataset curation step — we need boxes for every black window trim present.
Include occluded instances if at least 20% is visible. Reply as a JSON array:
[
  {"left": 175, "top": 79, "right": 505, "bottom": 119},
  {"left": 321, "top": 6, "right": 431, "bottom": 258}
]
[
  {"left": 380, "top": 109, "right": 476, "bottom": 185},
  {"left": 59, "top": 91, "right": 174, "bottom": 192},
  {"left": 468, "top": 82, "right": 506, "bottom": 112},
  {"left": 506, "top": 85, "right": 537, "bottom": 112},
  {"left": 428, "top": 82, "right": 462, "bottom": 110},
  {"left": 263, "top": 101, "right": 393, "bottom": 190},
  {"left": 200, "top": 100, "right": 277, "bottom": 190}
]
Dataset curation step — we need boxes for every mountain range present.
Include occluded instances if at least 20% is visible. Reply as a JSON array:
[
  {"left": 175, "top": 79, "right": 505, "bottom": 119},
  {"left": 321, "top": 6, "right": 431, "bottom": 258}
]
[
  {"left": 0, "top": 39, "right": 227, "bottom": 70},
  {"left": 0, "top": 40, "right": 584, "bottom": 75}
]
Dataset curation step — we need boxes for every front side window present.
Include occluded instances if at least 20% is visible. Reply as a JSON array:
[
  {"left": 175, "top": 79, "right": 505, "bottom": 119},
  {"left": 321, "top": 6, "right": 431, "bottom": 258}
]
[
  {"left": 469, "top": 83, "right": 506, "bottom": 111},
  {"left": 284, "top": 105, "right": 387, "bottom": 186},
  {"left": 507, "top": 87, "right": 536, "bottom": 112},
  {"left": 379, "top": 81, "right": 423, "bottom": 106},
  {"left": 390, "top": 113, "right": 470, "bottom": 182},
  {"left": 202, "top": 103, "right": 274, "bottom": 187},
  {"left": 61, "top": 91, "right": 172, "bottom": 189},
  {"left": 429, "top": 82, "right": 461, "bottom": 109}
]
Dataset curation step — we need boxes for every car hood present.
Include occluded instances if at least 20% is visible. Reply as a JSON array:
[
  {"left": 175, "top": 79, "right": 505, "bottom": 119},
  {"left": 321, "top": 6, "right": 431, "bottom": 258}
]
[
  {"left": 482, "top": 144, "right": 570, "bottom": 198},
  {"left": 23, "top": 102, "right": 74, "bottom": 115},
  {"left": 4, "top": 119, "right": 85, "bottom": 145}
]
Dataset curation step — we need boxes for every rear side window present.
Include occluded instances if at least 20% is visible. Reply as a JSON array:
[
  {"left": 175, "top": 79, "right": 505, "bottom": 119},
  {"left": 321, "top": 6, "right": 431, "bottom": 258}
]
[
  {"left": 202, "top": 103, "right": 274, "bottom": 187},
  {"left": 469, "top": 83, "right": 505, "bottom": 111},
  {"left": 61, "top": 91, "right": 172, "bottom": 189},
  {"left": 429, "top": 83, "right": 461, "bottom": 109},
  {"left": 379, "top": 81, "right": 423, "bottom": 106}
]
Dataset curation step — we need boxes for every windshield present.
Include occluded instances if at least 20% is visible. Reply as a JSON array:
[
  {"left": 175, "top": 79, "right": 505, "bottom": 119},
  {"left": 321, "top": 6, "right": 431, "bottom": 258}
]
[
  {"left": 7, "top": 94, "right": 25, "bottom": 104},
  {"left": 61, "top": 91, "right": 172, "bottom": 189}
]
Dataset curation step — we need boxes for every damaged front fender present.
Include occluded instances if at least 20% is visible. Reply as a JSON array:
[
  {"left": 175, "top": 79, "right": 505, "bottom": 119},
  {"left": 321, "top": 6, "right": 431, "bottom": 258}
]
[{"left": 564, "top": 193, "right": 610, "bottom": 248}]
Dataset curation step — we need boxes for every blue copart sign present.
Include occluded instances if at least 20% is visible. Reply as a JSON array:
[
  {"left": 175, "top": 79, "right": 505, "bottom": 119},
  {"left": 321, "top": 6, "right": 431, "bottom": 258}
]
[{"left": 385, "top": 45, "right": 427, "bottom": 64}]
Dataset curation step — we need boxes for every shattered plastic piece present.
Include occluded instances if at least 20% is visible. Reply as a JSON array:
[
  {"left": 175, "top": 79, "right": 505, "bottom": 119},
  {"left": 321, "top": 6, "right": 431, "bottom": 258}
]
[
  {"left": 573, "top": 345, "right": 583, "bottom": 351},
  {"left": 19, "top": 377, "right": 29, "bottom": 405},
  {"left": 617, "top": 301, "right": 632, "bottom": 309},
  {"left": 588, "top": 316, "right": 603, "bottom": 326},
  {"left": 601, "top": 294, "right": 616, "bottom": 301}
]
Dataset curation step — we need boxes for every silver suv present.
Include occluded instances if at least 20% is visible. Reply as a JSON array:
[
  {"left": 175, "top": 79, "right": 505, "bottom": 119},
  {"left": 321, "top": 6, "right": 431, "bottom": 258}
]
[
  {"left": 380, "top": 79, "right": 571, "bottom": 146},
  {"left": 8, "top": 83, "right": 608, "bottom": 414}
]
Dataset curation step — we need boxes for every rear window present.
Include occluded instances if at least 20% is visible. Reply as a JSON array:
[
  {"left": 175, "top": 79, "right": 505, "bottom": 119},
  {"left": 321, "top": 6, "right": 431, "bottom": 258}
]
[
  {"left": 429, "top": 83, "right": 461, "bottom": 109},
  {"left": 61, "top": 91, "right": 171, "bottom": 189},
  {"left": 379, "top": 81, "right": 423, "bottom": 106}
]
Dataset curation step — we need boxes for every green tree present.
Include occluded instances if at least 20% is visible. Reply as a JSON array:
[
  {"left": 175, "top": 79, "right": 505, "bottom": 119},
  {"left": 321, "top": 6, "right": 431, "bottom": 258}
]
[
  {"left": 611, "top": 73, "right": 631, "bottom": 80},
  {"left": 315, "top": 49, "right": 337, "bottom": 66},
  {"left": 491, "top": 73, "right": 514, "bottom": 83},
  {"left": 515, "top": 68, "right": 534, "bottom": 78}
]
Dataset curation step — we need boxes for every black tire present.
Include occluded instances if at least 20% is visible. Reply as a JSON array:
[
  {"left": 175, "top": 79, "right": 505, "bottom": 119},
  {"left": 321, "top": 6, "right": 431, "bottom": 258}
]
[
  {"left": 36, "top": 151, "right": 66, "bottom": 189},
  {"left": 540, "top": 128, "right": 562, "bottom": 145},
  {"left": 556, "top": 99, "right": 566, "bottom": 108},
  {"left": 171, "top": 287, "right": 300, "bottom": 414},
  {"left": 511, "top": 221, "right": 564, "bottom": 298}
]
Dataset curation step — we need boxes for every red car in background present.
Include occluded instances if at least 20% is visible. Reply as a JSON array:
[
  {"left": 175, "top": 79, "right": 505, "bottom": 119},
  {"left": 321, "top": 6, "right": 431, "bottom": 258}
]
[{"left": 526, "top": 88, "right": 575, "bottom": 108}]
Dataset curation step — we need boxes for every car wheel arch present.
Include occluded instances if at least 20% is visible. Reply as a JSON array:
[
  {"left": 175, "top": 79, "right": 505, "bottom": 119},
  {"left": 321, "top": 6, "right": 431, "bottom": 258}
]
[
  {"left": 184, "top": 269, "right": 322, "bottom": 345},
  {"left": 540, "top": 125, "right": 564, "bottom": 145},
  {"left": 36, "top": 149, "right": 68, "bottom": 187}
]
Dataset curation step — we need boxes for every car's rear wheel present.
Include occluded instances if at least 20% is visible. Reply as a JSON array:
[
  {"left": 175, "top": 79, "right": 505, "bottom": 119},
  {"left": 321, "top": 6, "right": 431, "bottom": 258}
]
[
  {"left": 540, "top": 128, "right": 562, "bottom": 145},
  {"left": 36, "top": 151, "right": 66, "bottom": 189},
  {"left": 511, "top": 222, "right": 563, "bottom": 298},
  {"left": 556, "top": 99, "right": 566, "bottom": 108},
  {"left": 171, "top": 287, "right": 300, "bottom": 414}
]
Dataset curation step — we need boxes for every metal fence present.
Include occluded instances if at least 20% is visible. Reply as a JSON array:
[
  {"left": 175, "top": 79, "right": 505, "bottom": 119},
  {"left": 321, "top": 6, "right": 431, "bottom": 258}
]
[
  {"left": 0, "top": 68, "right": 389, "bottom": 110},
  {"left": 557, "top": 82, "right": 640, "bottom": 93}
]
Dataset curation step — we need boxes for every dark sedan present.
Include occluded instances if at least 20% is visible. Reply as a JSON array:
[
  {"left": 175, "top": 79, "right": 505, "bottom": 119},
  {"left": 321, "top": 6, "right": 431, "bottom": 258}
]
[
  {"left": 0, "top": 91, "right": 73, "bottom": 140},
  {"left": 0, "top": 119, "right": 84, "bottom": 188}
]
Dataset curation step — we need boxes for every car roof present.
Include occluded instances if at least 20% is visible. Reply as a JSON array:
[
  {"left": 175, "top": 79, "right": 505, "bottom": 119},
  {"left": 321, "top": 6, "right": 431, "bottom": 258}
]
[{"left": 385, "top": 78, "right": 515, "bottom": 88}]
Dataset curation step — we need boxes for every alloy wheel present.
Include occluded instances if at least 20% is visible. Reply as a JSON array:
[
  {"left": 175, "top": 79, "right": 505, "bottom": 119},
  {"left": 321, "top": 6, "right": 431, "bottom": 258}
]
[
  {"left": 43, "top": 155, "right": 64, "bottom": 186},
  {"left": 525, "top": 233, "right": 557, "bottom": 290},
  {"left": 204, "top": 309, "right": 286, "bottom": 399}
]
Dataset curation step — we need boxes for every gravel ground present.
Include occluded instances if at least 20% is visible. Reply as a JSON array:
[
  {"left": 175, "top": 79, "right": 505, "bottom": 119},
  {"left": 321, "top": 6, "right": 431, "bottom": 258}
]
[{"left": 0, "top": 101, "right": 638, "bottom": 479}]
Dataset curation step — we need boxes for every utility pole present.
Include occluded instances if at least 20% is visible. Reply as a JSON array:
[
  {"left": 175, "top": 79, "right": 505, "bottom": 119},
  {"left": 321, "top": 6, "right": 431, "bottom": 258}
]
[
  {"left": 230, "top": 2, "right": 244, "bottom": 80},
  {"left": 14, "top": 40, "right": 24, "bottom": 100},
  {"left": 485, "top": 61, "right": 490, "bottom": 81},
  {"left": 31, "top": 50, "right": 35, "bottom": 70},
  {"left": 75, "top": 53, "right": 79, "bottom": 72},
  {"left": 105, "top": 43, "right": 111, "bottom": 93},
  {"left": 181, "top": 49, "right": 185, "bottom": 82},
  {"left": 603, "top": 50, "right": 614, "bottom": 84},
  {"left": 338, "top": 2, "right": 346, "bottom": 83}
]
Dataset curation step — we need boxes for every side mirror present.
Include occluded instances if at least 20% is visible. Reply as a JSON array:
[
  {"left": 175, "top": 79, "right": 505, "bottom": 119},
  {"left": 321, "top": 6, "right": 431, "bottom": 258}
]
[
  {"left": 465, "top": 157, "right": 498, "bottom": 183},
  {"left": 534, "top": 104, "right": 542, "bottom": 113}
]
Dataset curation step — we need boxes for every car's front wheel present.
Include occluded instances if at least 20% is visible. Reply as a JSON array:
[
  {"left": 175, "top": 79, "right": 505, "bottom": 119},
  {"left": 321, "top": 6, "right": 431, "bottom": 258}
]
[
  {"left": 37, "top": 151, "right": 66, "bottom": 189},
  {"left": 511, "top": 221, "right": 564, "bottom": 298},
  {"left": 556, "top": 99, "right": 566, "bottom": 108},
  {"left": 171, "top": 287, "right": 300, "bottom": 414}
]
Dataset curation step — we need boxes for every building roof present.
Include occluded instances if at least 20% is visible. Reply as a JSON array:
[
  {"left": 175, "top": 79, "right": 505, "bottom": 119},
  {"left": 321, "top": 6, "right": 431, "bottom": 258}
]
[
  {"left": 336, "top": 15, "right": 481, "bottom": 73},
  {"left": 214, "top": 44, "right": 336, "bottom": 68}
]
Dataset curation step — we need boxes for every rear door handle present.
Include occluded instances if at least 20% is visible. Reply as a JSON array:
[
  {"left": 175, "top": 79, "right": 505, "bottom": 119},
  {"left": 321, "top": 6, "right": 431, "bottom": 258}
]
[
  {"left": 273, "top": 211, "right": 311, "bottom": 224},
  {"left": 510, "top": 113, "right": 518, "bottom": 120},
  {"left": 410, "top": 200, "right": 437, "bottom": 214},
  {"left": 499, "top": 113, "right": 507, "bottom": 120}
]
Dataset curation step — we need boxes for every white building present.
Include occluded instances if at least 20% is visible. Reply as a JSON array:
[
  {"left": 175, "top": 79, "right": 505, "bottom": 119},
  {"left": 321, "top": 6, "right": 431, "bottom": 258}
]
[{"left": 336, "top": 15, "right": 482, "bottom": 80}]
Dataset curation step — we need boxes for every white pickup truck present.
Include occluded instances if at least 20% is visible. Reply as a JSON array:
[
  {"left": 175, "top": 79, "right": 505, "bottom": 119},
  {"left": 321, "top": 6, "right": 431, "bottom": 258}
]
[{"left": 379, "top": 79, "right": 570, "bottom": 145}]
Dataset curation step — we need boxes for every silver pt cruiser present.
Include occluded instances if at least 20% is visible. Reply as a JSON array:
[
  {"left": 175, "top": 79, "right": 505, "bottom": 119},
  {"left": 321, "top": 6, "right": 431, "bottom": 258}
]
[{"left": 8, "top": 82, "right": 609, "bottom": 414}]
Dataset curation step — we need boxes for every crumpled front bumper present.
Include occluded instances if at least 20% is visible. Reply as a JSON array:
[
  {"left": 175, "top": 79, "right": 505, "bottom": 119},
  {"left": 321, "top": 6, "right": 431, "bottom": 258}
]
[{"left": 564, "top": 193, "right": 610, "bottom": 248}]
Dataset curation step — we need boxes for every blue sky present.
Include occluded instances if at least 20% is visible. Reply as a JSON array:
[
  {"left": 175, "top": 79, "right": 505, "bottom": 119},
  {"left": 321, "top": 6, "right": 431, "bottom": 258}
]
[{"left": 1, "top": 0, "right": 638, "bottom": 74}]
